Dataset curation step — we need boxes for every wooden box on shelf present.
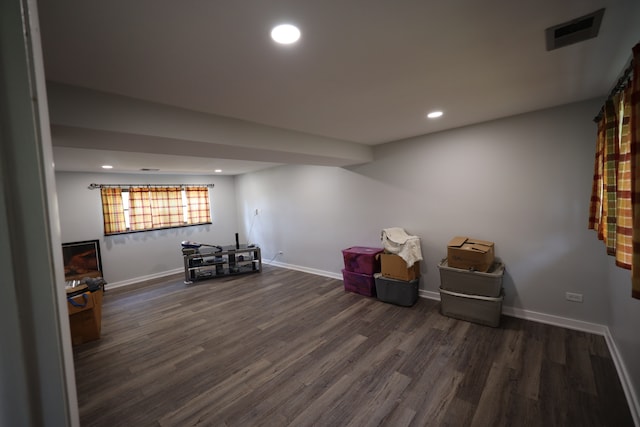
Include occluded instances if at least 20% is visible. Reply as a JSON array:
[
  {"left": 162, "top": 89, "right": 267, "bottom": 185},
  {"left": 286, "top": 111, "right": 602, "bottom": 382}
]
[{"left": 67, "top": 289, "right": 103, "bottom": 345}]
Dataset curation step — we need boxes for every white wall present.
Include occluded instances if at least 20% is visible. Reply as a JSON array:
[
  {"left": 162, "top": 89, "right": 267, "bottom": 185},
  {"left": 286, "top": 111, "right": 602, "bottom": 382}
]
[
  {"left": 55, "top": 172, "right": 239, "bottom": 285},
  {"left": 236, "top": 98, "right": 609, "bottom": 324}
]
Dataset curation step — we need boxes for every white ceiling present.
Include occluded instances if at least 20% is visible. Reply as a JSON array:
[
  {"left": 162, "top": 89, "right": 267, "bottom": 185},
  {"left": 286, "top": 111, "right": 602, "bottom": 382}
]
[{"left": 38, "top": 0, "right": 640, "bottom": 175}]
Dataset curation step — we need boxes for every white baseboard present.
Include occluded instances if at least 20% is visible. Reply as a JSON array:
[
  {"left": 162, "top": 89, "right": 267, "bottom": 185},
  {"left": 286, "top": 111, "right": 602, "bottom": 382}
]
[
  {"left": 264, "top": 260, "right": 343, "bottom": 280},
  {"left": 420, "top": 289, "right": 606, "bottom": 334},
  {"left": 420, "top": 289, "right": 440, "bottom": 301},
  {"left": 105, "top": 260, "right": 340, "bottom": 291},
  {"left": 109, "top": 261, "right": 639, "bottom": 424},
  {"left": 104, "top": 267, "right": 183, "bottom": 290},
  {"left": 500, "top": 306, "right": 607, "bottom": 335},
  {"left": 603, "top": 328, "right": 640, "bottom": 427}
]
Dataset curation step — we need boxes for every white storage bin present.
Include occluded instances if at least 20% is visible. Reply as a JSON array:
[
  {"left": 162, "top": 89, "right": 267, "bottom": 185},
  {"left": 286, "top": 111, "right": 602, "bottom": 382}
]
[
  {"left": 439, "top": 287, "right": 503, "bottom": 327},
  {"left": 438, "top": 258, "right": 504, "bottom": 297}
]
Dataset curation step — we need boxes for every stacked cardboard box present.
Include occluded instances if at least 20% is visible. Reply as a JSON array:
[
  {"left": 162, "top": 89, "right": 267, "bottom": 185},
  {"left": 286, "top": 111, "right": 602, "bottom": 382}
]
[
  {"left": 446, "top": 236, "right": 494, "bottom": 272},
  {"left": 438, "top": 237, "right": 503, "bottom": 327},
  {"left": 375, "top": 253, "right": 420, "bottom": 306},
  {"left": 341, "top": 246, "right": 383, "bottom": 297},
  {"left": 379, "top": 253, "right": 420, "bottom": 281}
]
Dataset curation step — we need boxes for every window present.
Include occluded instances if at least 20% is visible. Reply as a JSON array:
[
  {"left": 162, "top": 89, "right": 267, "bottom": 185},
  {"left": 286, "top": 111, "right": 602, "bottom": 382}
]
[
  {"left": 589, "top": 42, "right": 640, "bottom": 299},
  {"left": 99, "top": 186, "right": 212, "bottom": 235}
]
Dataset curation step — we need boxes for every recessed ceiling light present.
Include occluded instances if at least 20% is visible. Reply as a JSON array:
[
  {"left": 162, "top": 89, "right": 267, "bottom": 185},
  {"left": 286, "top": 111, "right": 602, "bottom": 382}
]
[
  {"left": 427, "top": 111, "right": 443, "bottom": 119},
  {"left": 101, "top": 165, "right": 113, "bottom": 169},
  {"left": 214, "top": 169, "right": 222, "bottom": 173},
  {"left": 271, "top": 24, "right": 301, "bottom": 44}
]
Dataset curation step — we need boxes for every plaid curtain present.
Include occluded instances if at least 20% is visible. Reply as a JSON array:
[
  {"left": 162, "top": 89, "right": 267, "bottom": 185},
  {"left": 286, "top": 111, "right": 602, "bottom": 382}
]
[
  {"left": 589, "top": 99, "right": 620, "bottom": 255},
  {"left": 590, "top": 43, "right": 640, "bottom": 299},
  {"left": 101, "top": 185, "right": 211, "bottom": 233},
  {"left": 185, "top": 186, "right": 212, "bottom": 224},
  {"left": 589, "top": 113, "right": 605, "bottom": 237},
  {"left": 631, "top": 43, "right": 640, "bottom": 299},
  {"left": 617, "top": 88, "right": 633, "bottom": 269},
  {"left": 149, "top": 187, "right": 184, "bottom": 227},
  {"left": 100, "top": 187, "right": 126, "bottom": 234},
  {"left": 128, "top": 187, "right": 153, "bottom": 231}
]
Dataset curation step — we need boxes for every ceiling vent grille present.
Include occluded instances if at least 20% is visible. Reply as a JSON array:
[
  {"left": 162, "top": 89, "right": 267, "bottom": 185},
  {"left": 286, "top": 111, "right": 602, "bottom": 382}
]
[{"left": 545, "top": 8, "right": 605, "bottom": 51}]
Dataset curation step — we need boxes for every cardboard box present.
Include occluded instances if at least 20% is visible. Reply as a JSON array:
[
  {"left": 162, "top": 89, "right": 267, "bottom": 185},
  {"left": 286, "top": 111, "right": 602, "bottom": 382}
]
[
  {"left": 439, "top": 287, "right": 503, "bottom": 327},
  {"left": 374, "top": 274, "right": 419, "bottom": 307},
  {"left": 67, "top": 290, "right": 103, "bottom": 345},
  {"left": 380, "top": 253, "right": 420, "bottom": 281},
  {"left": 342, "top": 269, "right": 376, "bottom": 297},
  {"left": 447, "top": 236, "right": 494, "bottom": 272},
  {"left": 342, "top": 246, "right": 384, "bottom": 275},
  {"left": 438, "top": 258, "right": 504, "bottom": 297}
]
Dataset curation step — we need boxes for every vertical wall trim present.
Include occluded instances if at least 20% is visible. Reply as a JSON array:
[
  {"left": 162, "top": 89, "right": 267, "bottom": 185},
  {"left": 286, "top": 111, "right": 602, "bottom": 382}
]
[{"left": 0, "top": 0, "right": 79, "bottom": 425}]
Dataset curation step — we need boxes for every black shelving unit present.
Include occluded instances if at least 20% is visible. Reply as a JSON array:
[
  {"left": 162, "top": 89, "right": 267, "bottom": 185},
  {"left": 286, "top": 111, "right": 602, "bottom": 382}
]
[{"left": 182, "top": 244, "right": 262, "bottom": 284}]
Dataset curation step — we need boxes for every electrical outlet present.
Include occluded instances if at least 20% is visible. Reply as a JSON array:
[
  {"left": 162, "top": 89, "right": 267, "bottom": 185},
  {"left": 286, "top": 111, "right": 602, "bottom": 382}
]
[
  {"left": 565, "top": 292, "right": 583, "bottom": 303},
  {"left": 255, "top": 208, "right": 260, "bottom": 215}
]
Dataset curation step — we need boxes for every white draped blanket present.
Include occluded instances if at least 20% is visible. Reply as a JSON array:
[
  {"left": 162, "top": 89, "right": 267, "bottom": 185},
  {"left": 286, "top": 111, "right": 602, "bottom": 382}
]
[{"left": 381, "top": 227, "right": 423, "bottom": 267}]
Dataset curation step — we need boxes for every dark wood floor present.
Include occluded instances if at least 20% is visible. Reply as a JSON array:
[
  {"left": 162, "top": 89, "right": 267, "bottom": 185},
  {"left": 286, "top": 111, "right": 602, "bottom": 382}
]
[{"left": 72, "top": 265, "right": 633, "bottom": 426}]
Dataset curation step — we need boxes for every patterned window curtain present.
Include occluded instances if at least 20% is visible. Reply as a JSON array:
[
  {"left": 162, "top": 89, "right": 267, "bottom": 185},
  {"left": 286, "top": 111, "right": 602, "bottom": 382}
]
[
  {"left": 616, "top": 87, "right": 633, "bottom": 269},
  {"left": 100, "top": 187, "right": 126, "bottom": 234},
  {"left": 589, "top": 42, "right": 640, "bottom": 299},
  {"left": 589, "top": 112, "right": 605, "bottom": 238},
  {"left": 185, "top": 186, "right": 212, "bottom": 224},
  {"left": 631, "top": 43, "right": 640, "bottom": 299},
  {"left": 149, "top": 187, "right": 184, "bottom": 227},
  {"left": 589, "top": 98, "right": 621, "bottom": 255},
  {"left": 128, "top": 187, "right": 153, "bottom": 230}
]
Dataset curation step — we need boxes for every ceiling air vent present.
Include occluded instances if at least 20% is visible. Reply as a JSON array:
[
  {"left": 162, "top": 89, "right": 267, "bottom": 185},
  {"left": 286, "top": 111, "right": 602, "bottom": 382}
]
[{"left": 545, "top": 8, "right": 605, "bottom": 51}]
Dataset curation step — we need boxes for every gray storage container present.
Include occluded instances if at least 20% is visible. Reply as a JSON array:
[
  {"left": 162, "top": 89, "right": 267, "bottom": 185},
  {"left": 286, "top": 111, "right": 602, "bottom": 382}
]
[
  {"left": 439, "top": 287, "right": 503, "bottom": 327},
  {"left": 374, "top": 273, "right": 419, "bottom": 307},
  {"left": 437, "top": 258, "right": 504, "bottom": 297}
]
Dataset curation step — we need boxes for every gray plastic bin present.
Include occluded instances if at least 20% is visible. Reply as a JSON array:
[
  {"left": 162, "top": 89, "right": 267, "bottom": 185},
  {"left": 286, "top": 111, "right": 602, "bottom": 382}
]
[
  {"left": 439, "top": 287, "right": 503, "bottom": 327},
  {"left": 438, "top": 258, "right": 504, "bottom": 297}
]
